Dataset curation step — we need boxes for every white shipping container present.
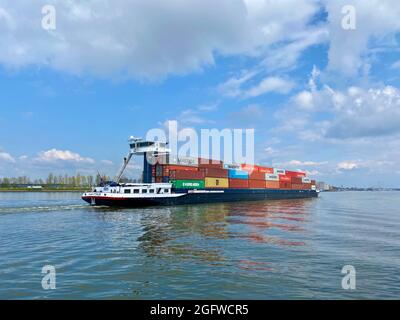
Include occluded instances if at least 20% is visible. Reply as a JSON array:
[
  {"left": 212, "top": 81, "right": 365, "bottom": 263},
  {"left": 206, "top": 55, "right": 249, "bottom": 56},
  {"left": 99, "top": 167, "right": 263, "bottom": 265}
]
[
  {"left": 265, "top": 174, "right": 279, "bottom": 181},
  {"left": 274, "top": 168, "right": 286, "bottom": 175},
  {"left": 302, "top": 177, "right": 311, "bottom": 183}
]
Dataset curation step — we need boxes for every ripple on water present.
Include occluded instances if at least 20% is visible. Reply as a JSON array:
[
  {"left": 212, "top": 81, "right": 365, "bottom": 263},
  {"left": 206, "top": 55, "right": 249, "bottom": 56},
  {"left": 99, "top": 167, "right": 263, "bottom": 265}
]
[{"left": 0, "top": 191, "right": 399, "bottom": 299}]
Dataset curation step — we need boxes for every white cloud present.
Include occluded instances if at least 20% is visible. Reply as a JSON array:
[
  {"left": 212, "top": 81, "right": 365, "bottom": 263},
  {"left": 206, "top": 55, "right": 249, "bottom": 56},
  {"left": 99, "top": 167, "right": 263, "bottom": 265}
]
[
  {"left": 0, "top": 0, "right": 322, "bottom": 79},
  {"left": 336, "top": 161, "right": 360, "bottom": 171},
  {"left": 244, "top": 77, "right": 295, "bottom": 97},
  {"left": 219, "top": 73, "right": 295, "bottom": 98},
  {"left": 0, "top": 151, "right": 15, "bottom": 163},
  {"left": 101, "top": 160, "right": 114, "bottom": 165},
  {"left": 177, "top": 102, "right": 218, "bottom": 125},
  {"left": 287, "top": 160, "right": 327, "bottom": 167},
  {"left": 35, "top": 149, "right": 95, "bottom": 163},
  {"left": 293, "top": 90, "right": 314, "bottom": 110},
  {"left": 324, "top": 0, "right": 400, "bottom": 76},
  {"left": 287, "top": 66, "right": 400, "bottom": 140},
  {"left": 324, "top": 85, "right": 400, "bottom": 139}
]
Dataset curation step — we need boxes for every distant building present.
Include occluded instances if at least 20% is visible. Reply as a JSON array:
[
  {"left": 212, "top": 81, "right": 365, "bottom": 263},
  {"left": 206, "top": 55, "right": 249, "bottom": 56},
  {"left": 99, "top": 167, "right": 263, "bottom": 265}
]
[
  {"left": 316, "top": 181, "right": 332, "bottom": 191},
  {"left": 27, "top": 185, "right": 43, "bottom": 189}
]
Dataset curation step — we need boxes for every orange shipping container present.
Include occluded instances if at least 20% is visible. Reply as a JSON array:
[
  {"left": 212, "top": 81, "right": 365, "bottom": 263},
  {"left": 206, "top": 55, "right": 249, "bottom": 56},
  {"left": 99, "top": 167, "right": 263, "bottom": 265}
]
[
  {"left": 169, "top": 170, "right": 205, "bottom": 180},
  {"left": 199, "top": 168, "right": 228, "bottom": 178},
  {"left": 279, "top": 182, "right": 291, "bottom": 189},
  {"left": 249, "top": 171, "right": 265, "bottom": 180},
  {"left": 229, "top": 178, "right": 249, "bottom": 188},
  {"left": 162, "top": 164, "right": 198, "bottom": 176},
  {"left": 248, "top": 179, "right": 265, "bottom": 188},
  {"left": 291, "top": 177, "right": 303, "bottom": 184},
  {"left": 265, "top": 181, "right": 280, "bottom": 189}
]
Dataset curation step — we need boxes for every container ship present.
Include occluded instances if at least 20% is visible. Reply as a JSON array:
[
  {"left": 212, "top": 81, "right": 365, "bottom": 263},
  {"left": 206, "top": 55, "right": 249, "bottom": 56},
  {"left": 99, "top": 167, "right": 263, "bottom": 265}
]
[{"left": 82, "top": 137, "right": 318, "bottom": 207}]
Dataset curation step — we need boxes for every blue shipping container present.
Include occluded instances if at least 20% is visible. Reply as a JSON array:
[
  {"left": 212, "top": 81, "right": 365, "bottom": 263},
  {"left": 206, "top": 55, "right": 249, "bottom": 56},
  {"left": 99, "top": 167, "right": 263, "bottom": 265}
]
[{"left": 228, "top": 169, "right": 249, "bottom": 179}]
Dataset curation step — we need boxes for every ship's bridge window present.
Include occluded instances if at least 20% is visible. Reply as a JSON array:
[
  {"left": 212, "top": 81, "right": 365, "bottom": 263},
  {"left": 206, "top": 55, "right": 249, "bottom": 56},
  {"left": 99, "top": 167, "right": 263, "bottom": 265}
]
[
  {"left": 149, "top": 189, "right": 155, "bottom": 193},
  {"left": 142, "top": 189, "right": 148, "bottom": 194},
  {"left": 164, "top": 188, "right": 170, "bottom": 193},
  {"left": 124, "top": 189, "right": 131, "bottom": 194},
  {"left": 133, "top": 189, "right": 139, "bottom": 194}
]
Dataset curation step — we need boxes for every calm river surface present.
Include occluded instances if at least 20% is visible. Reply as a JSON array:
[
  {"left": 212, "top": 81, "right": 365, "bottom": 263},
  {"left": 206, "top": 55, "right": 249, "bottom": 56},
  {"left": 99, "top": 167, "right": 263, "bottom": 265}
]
[{"left": 0, "top": 191, "right": 399, "bottom": 299}]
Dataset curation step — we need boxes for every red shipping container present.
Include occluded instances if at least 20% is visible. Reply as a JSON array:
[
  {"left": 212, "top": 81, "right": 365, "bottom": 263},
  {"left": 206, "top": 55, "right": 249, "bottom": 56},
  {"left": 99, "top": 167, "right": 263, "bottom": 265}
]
[
  {"left": 199, "top": 168, "right": 228, "bottom": 178},
  {"left": 249, "top": 171, "right": 265, "bottom": 180},
  {"left": 265, "top": 181, "right": 280, "bottom": 189},
  {"left": 258, "top": 166, "right": 274, "bottom": 174},
  {"left": 285, "top": 170, "right": 306, "bottom": 177},
  {"left": 291, "top": 177, "right": 303, "bottom": 184},
  {"left": 241, "top": 164, "right": 257, "bottom": 172},
  {"left": 279, "top": 182, "right": 291, "bottom": 189},
  {"left": 229, "top": 178, "right": 249, "bottom": 188},
  {"left": 169, "top": 170, "right": 205, "bottom": 180},
  {"left": 162, "top": 164, "right": 198, "bottom": 176},
  {"left": 279, "top": 175, "right": 291, "bottom": 182},
  {"left": 248, "top": 179, "right": 265, "bottom": 188}
]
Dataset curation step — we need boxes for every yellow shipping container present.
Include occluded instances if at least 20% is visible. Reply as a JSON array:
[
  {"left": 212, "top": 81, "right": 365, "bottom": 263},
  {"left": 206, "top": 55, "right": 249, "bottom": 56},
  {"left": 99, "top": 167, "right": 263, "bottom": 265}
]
[{"left": 205, "top": 177, "right": 229, "bottom": 188}]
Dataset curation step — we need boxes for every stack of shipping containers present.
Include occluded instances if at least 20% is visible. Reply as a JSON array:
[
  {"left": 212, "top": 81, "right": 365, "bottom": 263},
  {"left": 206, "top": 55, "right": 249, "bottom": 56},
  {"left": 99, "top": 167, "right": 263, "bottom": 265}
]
[{"left": 151, "top": 156, "right": 316, "bottom": 190}]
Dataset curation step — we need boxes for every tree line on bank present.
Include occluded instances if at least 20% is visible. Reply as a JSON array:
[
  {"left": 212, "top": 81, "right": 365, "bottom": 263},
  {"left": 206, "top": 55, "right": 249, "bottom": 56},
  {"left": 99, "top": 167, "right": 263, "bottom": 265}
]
[{"left": 0, "top": 174, "right": 139, "bottom": 188}]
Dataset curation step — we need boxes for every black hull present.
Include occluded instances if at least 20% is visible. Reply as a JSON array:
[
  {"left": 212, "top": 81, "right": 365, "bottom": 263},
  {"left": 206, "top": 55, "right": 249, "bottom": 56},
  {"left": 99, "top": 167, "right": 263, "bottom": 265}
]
[{"left": 82, "top": 188, "right": 318, "bottom": 207}]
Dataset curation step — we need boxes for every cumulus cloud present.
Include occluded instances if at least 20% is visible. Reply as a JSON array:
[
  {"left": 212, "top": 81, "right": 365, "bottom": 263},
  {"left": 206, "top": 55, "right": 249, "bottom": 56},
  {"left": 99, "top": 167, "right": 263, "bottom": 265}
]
[
  {"left": 35, "top": 149, "right": 95, "bottom": 163},
  {"left": 289, "top": 67, "right": 400, "bottom": 140},
  {"left": 324, "top": 86, "right": 400, "bottom": 139},
  {"left": 0, "top": 0, "right": 323, "bottom": 79},
  {"left": 324, "top": 0, "right": 400, "bottom": 76}
]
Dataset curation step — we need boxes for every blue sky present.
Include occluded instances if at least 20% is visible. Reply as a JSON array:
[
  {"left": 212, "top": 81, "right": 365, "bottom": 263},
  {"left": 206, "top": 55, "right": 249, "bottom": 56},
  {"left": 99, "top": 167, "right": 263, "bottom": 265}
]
[{"left": 1, "top": 0, "right": 400, "bottom": 187}]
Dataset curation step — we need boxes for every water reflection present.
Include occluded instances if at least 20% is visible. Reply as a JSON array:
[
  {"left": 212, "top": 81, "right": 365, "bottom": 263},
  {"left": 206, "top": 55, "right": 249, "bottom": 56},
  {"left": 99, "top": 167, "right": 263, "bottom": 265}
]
[{"left": 91, "top": 198, "right": 315, "bottom": 266}]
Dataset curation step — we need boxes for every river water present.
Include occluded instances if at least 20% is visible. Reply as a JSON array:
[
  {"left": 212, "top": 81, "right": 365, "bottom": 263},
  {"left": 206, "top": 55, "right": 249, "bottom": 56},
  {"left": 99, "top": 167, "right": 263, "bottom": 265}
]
[{"left": 0, "top": 191, "right": 399, "bottom": 299}]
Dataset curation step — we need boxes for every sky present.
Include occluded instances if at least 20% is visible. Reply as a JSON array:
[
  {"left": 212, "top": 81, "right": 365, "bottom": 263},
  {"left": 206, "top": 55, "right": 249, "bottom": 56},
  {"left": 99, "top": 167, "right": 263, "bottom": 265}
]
[{"left": 0, "top": 0, "right": 400, "bottom": 187}]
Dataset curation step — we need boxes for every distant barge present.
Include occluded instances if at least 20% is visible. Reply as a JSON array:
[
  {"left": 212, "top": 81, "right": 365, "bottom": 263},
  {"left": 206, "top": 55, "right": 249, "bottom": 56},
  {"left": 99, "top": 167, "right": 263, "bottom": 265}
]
[{"left": 82, "top": 138, "right": 318, "bottom": 207}]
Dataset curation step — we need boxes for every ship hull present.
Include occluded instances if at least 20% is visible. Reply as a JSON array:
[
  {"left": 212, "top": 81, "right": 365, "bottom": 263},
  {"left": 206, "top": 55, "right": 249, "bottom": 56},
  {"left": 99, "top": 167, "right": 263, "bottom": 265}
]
[{"left": 82, "top": 188, "right": 318, "bottom": 207}]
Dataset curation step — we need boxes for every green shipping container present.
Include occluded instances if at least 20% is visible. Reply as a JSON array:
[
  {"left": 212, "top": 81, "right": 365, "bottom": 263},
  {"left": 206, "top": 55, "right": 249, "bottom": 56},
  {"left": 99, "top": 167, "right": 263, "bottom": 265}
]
[{"left": 171, "top": 180, "right": 205, "bottom": 189}]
